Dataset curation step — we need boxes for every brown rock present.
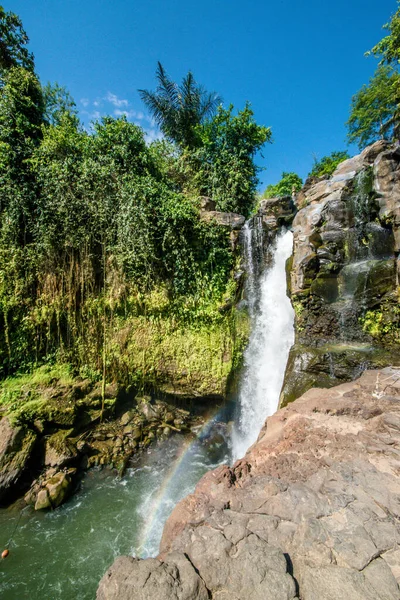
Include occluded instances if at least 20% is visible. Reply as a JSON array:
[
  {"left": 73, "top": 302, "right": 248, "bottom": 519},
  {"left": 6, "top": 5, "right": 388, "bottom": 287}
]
[
  {"left": 98, "top": 368, "right": 400, "bottom": 599},
  {"left": 35, "top": 489, "right": 51, "bottom": 511}
]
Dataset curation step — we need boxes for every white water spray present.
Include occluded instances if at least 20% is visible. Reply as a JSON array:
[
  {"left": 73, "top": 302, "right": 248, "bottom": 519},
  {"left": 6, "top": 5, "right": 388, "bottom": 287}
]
[{"left": 231, "top": 227, "right": 294, "bottom": 461}]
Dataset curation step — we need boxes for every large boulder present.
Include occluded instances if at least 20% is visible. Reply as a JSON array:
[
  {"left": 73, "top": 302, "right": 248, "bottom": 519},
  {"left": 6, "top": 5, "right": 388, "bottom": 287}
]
[
  {"left": 97, "top": 554, "right": 209, "bottom": 600},
  {"left": 0, "top": 417, "right": 37, "bottom": 502},
  {"left": 44, "top": 429, "right": 78, "bottom": 469},
  {"left": 97, "top": 368, "right": 400, "bottom": 600},
  {"left": 200, "top": 210, "right": 245, "bottom": 230}
]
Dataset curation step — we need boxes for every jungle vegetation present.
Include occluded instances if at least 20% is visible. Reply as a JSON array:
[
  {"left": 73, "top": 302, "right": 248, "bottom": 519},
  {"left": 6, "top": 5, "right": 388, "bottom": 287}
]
[{"left": 0, "top": 8, "right": 270, "bottom": 394}]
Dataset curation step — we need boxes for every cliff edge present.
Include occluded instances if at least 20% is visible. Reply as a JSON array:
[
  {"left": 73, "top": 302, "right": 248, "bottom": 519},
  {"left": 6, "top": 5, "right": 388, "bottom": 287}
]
[{"left": 97, "top": 367, "right": 400, "bottom": 599}]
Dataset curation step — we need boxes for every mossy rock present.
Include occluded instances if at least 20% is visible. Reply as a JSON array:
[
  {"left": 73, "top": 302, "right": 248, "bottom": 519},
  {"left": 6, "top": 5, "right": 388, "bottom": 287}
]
[
  {"left": 0, "top": 418, "right": 37, "bottom": 502},
  {"left": 311, "top": 274, "right": 339, "bottom": 303},
  {"left": 338, "top": 259, "right": 396, "bottom": 307},
  {"left": 44, "top": 429, "right": 78, "bottom": 468},
  {"left": 280, "top": 342, "right": 400, "bottom": 407}
]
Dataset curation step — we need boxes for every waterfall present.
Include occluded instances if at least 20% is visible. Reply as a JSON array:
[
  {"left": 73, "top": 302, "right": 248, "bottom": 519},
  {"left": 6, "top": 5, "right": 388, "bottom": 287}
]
[{"left": 231, "top": 226, "right": 295, "bottom": 461}]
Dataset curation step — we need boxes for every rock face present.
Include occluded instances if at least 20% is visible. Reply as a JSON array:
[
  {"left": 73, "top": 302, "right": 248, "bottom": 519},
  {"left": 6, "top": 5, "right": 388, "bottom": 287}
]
[
  {"left": 281, "top": 141, "right": 400, "bottom": 405},
  {"left": 258, "top": 195, "right": 297, "bottom": 230},
  {"left": 97, "top": 368, "right": 400, "bottom": 600}
]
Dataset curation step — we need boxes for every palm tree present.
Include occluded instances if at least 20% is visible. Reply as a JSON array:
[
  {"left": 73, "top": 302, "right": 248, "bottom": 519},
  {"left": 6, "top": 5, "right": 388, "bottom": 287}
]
[{"left": 139, "top": 62, "right": 221, "bottom": 148}]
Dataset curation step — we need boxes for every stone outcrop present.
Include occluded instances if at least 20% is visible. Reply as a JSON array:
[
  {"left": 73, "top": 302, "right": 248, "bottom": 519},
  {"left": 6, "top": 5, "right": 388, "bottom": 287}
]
[
  {"left": 258, "top": 195, "right": 297, "bottom": 230},
  {"left": 281, "top": 141, "right": 400, "bottom": 405},
  {"left": 97, "top": 367, "right": 400, "bottom": 599},
  {"left": 0, "top": 377, "right": 204, "bottom": 508},
  {"left": 199, "top": 196, "right": 246, "bottom": 251},
  {"left": 199, "top": 197, "right": 246, "bottom": 231}
]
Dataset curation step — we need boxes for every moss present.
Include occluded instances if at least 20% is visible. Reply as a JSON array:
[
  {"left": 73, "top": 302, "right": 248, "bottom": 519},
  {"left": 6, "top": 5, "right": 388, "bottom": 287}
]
[
  {"left": 116, "top": 308, "right": 249, "bottom": 397},
  {"left": 360, "top": 296, "right": 400, "bottom": 344},
  {"left": 292, "top": 300, "right": 306, "bottom": 332},
  {"left": 0, "top": 364, "right": 77, "bottom": 426},
  {"left": 0, "top": 364, "right": 73, "bottom": 404}
]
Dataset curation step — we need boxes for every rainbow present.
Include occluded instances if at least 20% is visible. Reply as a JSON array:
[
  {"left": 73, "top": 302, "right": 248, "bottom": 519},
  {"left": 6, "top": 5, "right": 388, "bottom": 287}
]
[{"left": 134, "top": 407, "right": 228, "bottom": 557}]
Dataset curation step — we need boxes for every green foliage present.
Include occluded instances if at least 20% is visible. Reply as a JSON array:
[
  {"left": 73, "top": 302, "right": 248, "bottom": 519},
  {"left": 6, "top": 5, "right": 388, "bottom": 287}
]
[
  {"left": 0, "top": 7, "right": 34, "bottom": 73},
  {"left": 139, "top": 62, "right": 221, "bottom": 148},
  {"left": 360, "top": 301, "right": 400, "bottom": 344},
  {"left": 347, "top": 66, "right": 400, "bottom": 149},
  {"left": 368, "top": 1, "right": 400, "bottom": 66},
  {"left": 308, "top": 151, "right": 350, "bottom": 178},
  {"left": 0, "top": 66, "right": 44, "bottom": 248},
  {"left": 42, "top": 82, "right": 77, "bottom": 126},
  {"left": 262, "top": 172, "right": 302, "bottom": 199},
  {"left": 347, "top": 5, "right": 400, "bottom": 148},
  {"left": 194, "top": 104, "right": 272, "bottom": 216}
]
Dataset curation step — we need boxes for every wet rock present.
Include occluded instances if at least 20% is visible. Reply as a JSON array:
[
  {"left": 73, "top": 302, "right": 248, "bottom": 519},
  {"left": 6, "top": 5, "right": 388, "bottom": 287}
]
[
  {"left": 283, "top": 142, "right": 400, "bottom": 403},
  {"left": 138, "top": 401, "right": 159, "bottom": 421},
  {"left": 120, "top": 411, "right": 135, "bottom": 426},
  {"left": 164, "top": 412, "right": 174, "bottom": 424},
  {"left": 258, "top": 196, "right": 297, "bottom": 229},
  {"left": 45, "top": 471, "right": 72, "bottom": 507}
]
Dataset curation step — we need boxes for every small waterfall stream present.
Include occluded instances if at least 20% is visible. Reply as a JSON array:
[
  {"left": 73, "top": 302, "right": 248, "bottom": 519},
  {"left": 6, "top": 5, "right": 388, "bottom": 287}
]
[{"left": 231, "top": 224, "right": 295, "bottom": 460}]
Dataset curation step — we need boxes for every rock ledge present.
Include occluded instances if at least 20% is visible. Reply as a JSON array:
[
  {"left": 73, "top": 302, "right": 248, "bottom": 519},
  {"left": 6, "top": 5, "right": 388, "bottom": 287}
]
[{"left": 98, "top": 367, "right": 400, "bottom": 599}]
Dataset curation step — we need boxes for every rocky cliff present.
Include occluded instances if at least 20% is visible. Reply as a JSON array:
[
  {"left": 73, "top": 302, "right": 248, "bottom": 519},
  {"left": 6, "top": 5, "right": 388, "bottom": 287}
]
[
  {"left": 97, "top": 367, "right": 400, "bottom": 599},
  {"left": 281, "top": 141, "right": 400, "bottom": 405}
]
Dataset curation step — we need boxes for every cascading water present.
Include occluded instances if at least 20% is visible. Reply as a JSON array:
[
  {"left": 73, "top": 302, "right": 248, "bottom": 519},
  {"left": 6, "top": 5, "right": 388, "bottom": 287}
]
[{"left": 231, "top": 224, "right": 295, "bottom": 461}]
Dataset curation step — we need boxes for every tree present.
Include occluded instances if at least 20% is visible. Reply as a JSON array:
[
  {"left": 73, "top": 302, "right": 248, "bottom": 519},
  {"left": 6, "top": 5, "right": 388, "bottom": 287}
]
[
  {"left": 0, "top": 7, "right": 34, "bottom": 74},
  {"left": 139, "top": 62, "right": 221, "bottom": 148},
  {"left": 194, "top": 104, "right": 272, "bottom": 217},
  {"left": 308, "top": 150, "right": 350, "bottom": 178},
  {"left": 0, "top": 66, "right": 44, "bottom": 244},
  {"left": 347, "top": 5, "right": 400, "bottom": 148},
  {"left": 368, "top": 2, "right": 400, "bottom": 66},
  {"left": 42, "top": 83, "right": 77, "bottom": 126},
  {"left": 263, "top": 172, "right": 302, "bottom": 198},
  {"left": 347, "top": 66, "right": 400, "bottom": 149}
]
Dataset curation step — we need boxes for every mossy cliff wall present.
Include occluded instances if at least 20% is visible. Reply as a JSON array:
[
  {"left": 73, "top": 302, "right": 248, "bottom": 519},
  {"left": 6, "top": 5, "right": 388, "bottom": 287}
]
[{"left": 281, "top": 140, "right": 400, "bottom": 406}]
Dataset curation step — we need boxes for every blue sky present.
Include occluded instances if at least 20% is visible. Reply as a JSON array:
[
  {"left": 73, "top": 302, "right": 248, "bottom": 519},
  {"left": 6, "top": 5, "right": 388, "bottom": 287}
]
[{"left": 10, "top": 0, "right": 397, "bottom": 189}]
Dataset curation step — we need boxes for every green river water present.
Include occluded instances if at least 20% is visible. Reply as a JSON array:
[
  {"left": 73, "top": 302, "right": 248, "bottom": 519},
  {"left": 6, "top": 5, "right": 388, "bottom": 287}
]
[{"left": 0, "top": 419, "right": 230, "bottom": 600}]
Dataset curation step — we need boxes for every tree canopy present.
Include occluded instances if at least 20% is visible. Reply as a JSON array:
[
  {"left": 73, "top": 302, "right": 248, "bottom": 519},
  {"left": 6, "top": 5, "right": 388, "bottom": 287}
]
[
  {"left": 0, "top": 7, "right": 34, "bottom": 73},
  {"left": 308, "top": 151, "right": 350, "bottom": 178},
  {"left": 369, "top": 1, "right": 400, "bottom": 66},
  {"left": 139, "top": 62, "right": 222, "bottom": 148},
  {"left": 347, "top": 6, "right": 400, "bottom": 148},
  {"left": 262, "top": 172, "right": 302, "bottom": 199},
  {"left": 194, "top": 104, "right": 272, "bottom": 216}
]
